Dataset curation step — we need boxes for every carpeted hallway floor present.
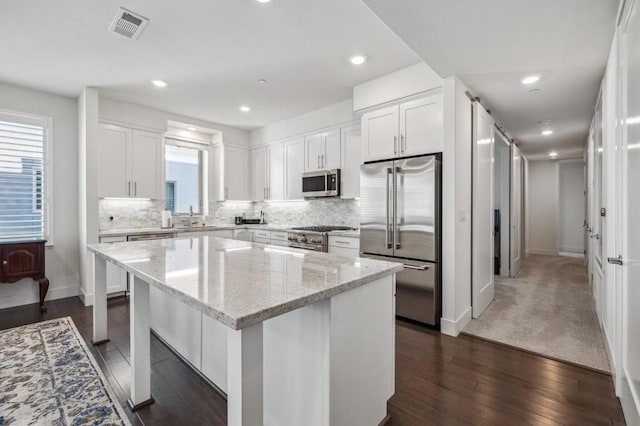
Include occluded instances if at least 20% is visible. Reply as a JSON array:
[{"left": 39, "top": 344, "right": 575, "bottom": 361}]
[{"left": 462, "top": 254, "right": 611, "bottom": 372}]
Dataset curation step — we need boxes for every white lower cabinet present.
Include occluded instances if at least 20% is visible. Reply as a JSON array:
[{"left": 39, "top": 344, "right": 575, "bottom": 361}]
[
  {"left": 233, "top": 228, "right": 251, "bottom": 241},
  {"left": 99, "top": 236, "right": 128, "bottom": 294},
  {"left": 328, "top": 235, "right": 360, "bottom": 257},
  {"left": 150, "top": 286, "right": 202, "bottom": 369}
]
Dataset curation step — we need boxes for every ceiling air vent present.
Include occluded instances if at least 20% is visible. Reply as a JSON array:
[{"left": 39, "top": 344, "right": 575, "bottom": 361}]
[{"left": 108, "top": 7, "right": 149, "bottom": 40}]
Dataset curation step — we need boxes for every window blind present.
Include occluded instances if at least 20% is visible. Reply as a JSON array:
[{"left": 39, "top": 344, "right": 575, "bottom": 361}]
[{"left": 0, "top": 116, "right": 47, "bottom": 241}]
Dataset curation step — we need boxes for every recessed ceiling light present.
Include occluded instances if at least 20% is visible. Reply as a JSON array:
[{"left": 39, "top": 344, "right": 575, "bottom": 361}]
[
  {"left": 255, "top": 0, "right": 271, "bottom": 3},
  {"left": 258, "top": 79, "right": 268, "bottom": 84},
  {"left": 542, "top": 129, "right": 554, "bottom": 136},
  {"left": 187, "top": 126, "right": 197, "bottom": 131},
  {"left": 521, "top": 75, "right": 540, "bottom": 85},
  {"left": 549, "top": 151, "right": 558, "bottom": 158},
  {"left": 239, "top": 105, "right": 251, "bottom": 112},
  {"left": 537, "top": 120, "right": 551, "bottom": 125},
  {"left": 349, "top": 55, "right": 367, "bottom": 65},
  {"left": 151, "top": 79, "right": 168, "bottom": 88}
]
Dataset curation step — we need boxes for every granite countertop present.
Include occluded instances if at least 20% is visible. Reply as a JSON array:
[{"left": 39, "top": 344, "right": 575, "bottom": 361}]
[
  {"left": 88, "top": 237, "right": 399, "bottom": 330},
  {"left": 98, "top": 224, "right": 360, "bottom": 238}
]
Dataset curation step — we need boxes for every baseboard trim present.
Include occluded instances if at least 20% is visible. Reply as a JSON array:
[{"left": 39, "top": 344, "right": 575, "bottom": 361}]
[
  {"left": 527, "top": 248, "right": 559, "bottom": 256},
  {"left": 0, "top": 284, "right": 79, "bottom": 311},
  {"left": 559, "top": 251, "right": 584, "bottom": 258},
  {"left": 79, "top": 286, "right": 93, "bottom": 306},
  {"left": 440, "top": 306, "right": 472, "bottom": 337},
  {"left": 620, "top": 375, "right": 640, "bottom": 426}
]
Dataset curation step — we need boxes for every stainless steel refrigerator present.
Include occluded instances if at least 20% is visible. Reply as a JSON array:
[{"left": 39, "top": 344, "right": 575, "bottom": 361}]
[{"left": 360, "top": 154, "right": 441, "bottom": 327}]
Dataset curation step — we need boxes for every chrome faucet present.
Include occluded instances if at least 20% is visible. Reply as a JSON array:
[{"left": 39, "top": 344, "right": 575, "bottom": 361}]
[{"left": 188, "top": 205, "right": 193, "bottom": 229}]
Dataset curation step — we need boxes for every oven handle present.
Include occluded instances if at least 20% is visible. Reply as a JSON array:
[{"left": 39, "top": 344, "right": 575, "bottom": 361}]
[{"left": 288, "top": 243, "right": 324, "bottom": 252}]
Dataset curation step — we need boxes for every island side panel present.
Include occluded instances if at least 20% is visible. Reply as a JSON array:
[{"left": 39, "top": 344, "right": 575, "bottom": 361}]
[{"left": 330, "top": 275, "right": 395, "bottom": 426}]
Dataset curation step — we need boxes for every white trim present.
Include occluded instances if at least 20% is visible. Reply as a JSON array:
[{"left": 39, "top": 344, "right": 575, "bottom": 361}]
[
  {"left": 621, "top": 374, "right": 640, "bottom": 426},
  {"left": 99, "top": 118, "right": 163, "bottom": 134},
  {"left": 440, "top": 306, "right": 472, "bottom": 337},
  {"left": 0, "top": 284, "right": 78, "bottom": 310},
  {"left": 250, "top": 120, "right": 360, "bottom": 148},
  {"left": 354, "top": 86, "right": 443, "bottom": 115},
  {"left": 558, "top": 251, "right": 585, "bottom": 258},
  {"left": 79, "top": 286, "right": 93, "bottom": 306}
]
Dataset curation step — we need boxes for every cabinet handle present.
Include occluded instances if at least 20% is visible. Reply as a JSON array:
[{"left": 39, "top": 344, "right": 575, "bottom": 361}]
[
  {"left": 225, "top": 187, "right": 228, "bottom": 199},
  {"left": 128, "top": 181, "right": 131, "bottom": 196},
  {"left": 2, "top": 260, "right": 7, "bottom": 266},
  {"left": 134, "top": 182, "right": 137, "bottom": 197},
  {"left": 401, "top": 134, "right": 405, "bottom": 152},
  {"left": 394, "top": 136, "right": 398, "bottom": 154},
  {"left": 322, "top": 154, "right": 325, "bottom": 168},
  {"left": 317, "top": 155, "right": 320, "bottom": 169},
  {"left": 334, "top": 240, "right": 350, "bottom": 245}
]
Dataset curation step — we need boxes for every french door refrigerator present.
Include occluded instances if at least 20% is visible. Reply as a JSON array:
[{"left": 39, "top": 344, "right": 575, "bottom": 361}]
[{"left": 360, "top": 154, "right": 441, "bottom": 327}]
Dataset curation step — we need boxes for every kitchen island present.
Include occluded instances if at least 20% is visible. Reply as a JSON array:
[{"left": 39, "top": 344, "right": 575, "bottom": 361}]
[{"left": 88, "top": 236, "right": 401, "bottom": 426}]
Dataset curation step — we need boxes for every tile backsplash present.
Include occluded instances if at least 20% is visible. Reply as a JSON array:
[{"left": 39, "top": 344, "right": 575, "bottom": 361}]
[{"left": 98, "top": 198, "right": 360, "bottom": 230}]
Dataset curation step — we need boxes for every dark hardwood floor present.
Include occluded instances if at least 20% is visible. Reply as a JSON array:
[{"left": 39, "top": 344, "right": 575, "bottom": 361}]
[{"left": 0, "top": 297, "right": 626, "bottom": 425}]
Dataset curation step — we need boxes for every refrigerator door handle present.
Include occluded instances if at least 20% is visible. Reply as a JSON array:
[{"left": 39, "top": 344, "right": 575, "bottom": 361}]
[
  {"left": 386, "top": 167, "right": 393, "bottom": 248},
  {"left": 393, "top": 166, "right": 400, "bottom": 249}
]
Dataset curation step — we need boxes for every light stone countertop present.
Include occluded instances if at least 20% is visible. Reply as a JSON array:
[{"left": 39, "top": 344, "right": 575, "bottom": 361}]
[
  {"left": 88, "top": 236, "right": 397, "bottom": 330},
  {"left": 98, "top": 224, "right": 360, "bottom": 238}
]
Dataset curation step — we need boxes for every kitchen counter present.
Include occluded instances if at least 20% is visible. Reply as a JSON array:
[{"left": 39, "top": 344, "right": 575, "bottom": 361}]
[
  {"left": 88, "top": 236, "right": 395, "bottom": 329},
  {"left": 98, "top": 224, "right": 360, "bottom": 238},
  {"left": 89, "top": 235, "right": 397, "bottom": 425}
]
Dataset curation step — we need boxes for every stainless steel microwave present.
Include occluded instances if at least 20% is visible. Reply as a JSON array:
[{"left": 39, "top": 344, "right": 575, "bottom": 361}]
[{"left": 302, "top": 169, "right": 340, "bottom": 198}]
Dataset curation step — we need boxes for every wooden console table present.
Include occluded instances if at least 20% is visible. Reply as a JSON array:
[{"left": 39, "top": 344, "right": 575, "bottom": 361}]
[{"left": 0, "top": 239, "right": 49, "bottom": 312}]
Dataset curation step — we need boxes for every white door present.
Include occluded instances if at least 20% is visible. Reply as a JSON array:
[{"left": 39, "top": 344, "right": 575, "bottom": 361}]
[
  {"left": 97, "top": 124, "right": 130, "bottom": 198},
  {"left": 592, "top": 95, "right": 605, "bottom": 318},
  {"left": 472, "top": 103, "right": 495, "bottom": 318},
  {"left": 399, "top": 92, "right": 443, "bottom": 156},
  {"left": 619, "top": 1, "right": 640, "bottom": 420},
  {"left": 251, "top": 148, "right": 267, "bottom": 201},
  {"left": 284, "top": 137, "right": 305, "bottom": 200},
  {"left": 131, "top": 130, "right": 161, "bottom": 199},
  {"left": 305, "top": 133, "right": 323, "bottom": 172},
  {"left": 267, "top": 143, "right": 285, "bottom": 200},
  {"left": 361, "top": 105, "right": 399, "bottom": 162},
  {"left": 225, "top": 146, "right": 249, "bottom": 200},
  {"left": 323, "top": 129, "right": 341, "bottom": 170},
  {"left": 495, "top": 133, "right": 511, "bottom": 277},
  {"left": 340, "top": 125, "right": 361, "bottom": 199},
  {"left": 511, "top": 145, "right": 523, "bottom": 276}
]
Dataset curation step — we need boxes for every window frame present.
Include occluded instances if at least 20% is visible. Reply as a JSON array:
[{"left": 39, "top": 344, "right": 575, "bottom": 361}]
[
  {"left": 164, "top": 138, "right": 208, "bottom": 216},
  {"left": 0, "top": 109, "right": 53, "bottom": 245}
]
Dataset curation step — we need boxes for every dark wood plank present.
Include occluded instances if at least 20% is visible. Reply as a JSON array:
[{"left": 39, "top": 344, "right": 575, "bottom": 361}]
[{"left": 0, "top": 298, "right": 626, "bottom": 425}]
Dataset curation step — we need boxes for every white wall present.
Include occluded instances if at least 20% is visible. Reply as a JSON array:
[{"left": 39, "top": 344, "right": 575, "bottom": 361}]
[
  {"left": 0, "top": 82, "right": 80, "bottom": 308},
  {"left": 527, "top": 160, "right": 559, "bottom": 256},
  {"left": 440, "top": 76, "right": 472, "bottom": 336},
  {"left": 558, "top": 161, "right": 585, "bottom": 254},
  {"left": 249, "top": 99, "right": 358, "bottom": 146}
]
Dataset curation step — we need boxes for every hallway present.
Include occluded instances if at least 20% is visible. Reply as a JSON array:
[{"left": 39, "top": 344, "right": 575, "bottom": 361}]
[{"left": 463, "top": 255, "right": 610, "bottom": 372}]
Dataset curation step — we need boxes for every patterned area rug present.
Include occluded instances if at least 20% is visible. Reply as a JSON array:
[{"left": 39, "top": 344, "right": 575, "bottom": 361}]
[{"left": 0, "top": 317, "right": 131, "bottom": 425}]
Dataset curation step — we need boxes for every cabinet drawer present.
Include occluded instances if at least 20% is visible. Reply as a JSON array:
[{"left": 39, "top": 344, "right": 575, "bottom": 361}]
[
  {"left": 254, "top": 237, "right": 270, "bottom": 245},
  {"left": 270, "top": 231, "right": 288, "bottom": 241},
  {"left": 328, "top": 236, "right": 360, "bottom": 250},
  {"left": 99, "top": 236, "right": 127, "bottom": 243},
  {"left": 253, "top": 230, "right": 270, "bottom": 239}
]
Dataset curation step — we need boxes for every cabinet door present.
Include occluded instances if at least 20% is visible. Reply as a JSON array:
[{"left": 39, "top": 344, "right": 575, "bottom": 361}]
[
  {"left": 210, "top": 144, "right": 225, "bottom": 202},
  {"left": 131, "top": 130, "right": 162, "bottom": 199},
  {"left": 285, "top": 137, "right": 305, "bottom": 200},
  {"left": 361, "top": 105, "right": 399, "bottom": 162},
  {"left": 323, "top": 129, "right": 341, "bottom": 170},
  {"left": 305, "top": 133, "right": 323, "bottom": 172},
  {"left": 251, "top": 148, "right": 267, "bottom": 201},
  {"left": 106, "top": 262, "right": 127, "bottom": 294},
  {"left": 267, "top": 143, "right": 285, "bottom": 200},
  {"left": 97, "top": 124, "right": 130, "bottom": 198},
  {"left": 225, "top": 146, "right": 249, "bottom": 200},
  {"left": 399, "top": 92, "right": 443, "bottom": 156},
  {"left": 340, "top": 125, "right": 361, "bottom": 199},
  {"left": 0, "top": 243, "right": 42, "bottom": 281}
]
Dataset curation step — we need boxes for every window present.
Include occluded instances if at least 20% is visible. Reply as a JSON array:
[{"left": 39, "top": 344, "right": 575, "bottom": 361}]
[
  {"left": 0, "top": 112, "right": 50, "bottom": 241},
  {"left": 165, "top": 141, "right": 205, "bottom": 214}
]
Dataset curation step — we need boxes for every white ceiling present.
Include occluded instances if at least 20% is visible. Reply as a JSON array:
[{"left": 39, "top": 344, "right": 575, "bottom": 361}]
[
  {"left": 0, "top": 0, "right": 419, "bottom": 130},
  {"left": 362, "top": 0, "right": 619, "bottom": 159}
]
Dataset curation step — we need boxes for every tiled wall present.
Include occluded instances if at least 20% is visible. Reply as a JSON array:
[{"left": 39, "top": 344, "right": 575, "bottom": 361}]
[{"left": 98, "top": 198, "right": 360, "bottom": 230}]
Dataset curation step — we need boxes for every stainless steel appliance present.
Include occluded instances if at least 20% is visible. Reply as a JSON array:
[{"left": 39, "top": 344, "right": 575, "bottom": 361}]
[
  {"left": 360, "top": 154, "right": 441, "bottom": 327},
  {"left": 302, "top": 169, "right": 340, "bottom": 198},
  {"left": 287, "top": 226, "right": 353, "bottom": 252},
  {"left": 127, "top": 232, "right": 176, "bottom": 241}
]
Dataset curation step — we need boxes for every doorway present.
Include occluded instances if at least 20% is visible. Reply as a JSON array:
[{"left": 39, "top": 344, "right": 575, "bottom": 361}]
[{"left": 493, "top": 131, "right": 511, "bottom": 277}]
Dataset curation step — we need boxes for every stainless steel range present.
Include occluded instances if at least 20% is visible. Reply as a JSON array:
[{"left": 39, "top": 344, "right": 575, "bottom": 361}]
[{"left": 287, "top": 226, "right": 354, "bottom": 252}]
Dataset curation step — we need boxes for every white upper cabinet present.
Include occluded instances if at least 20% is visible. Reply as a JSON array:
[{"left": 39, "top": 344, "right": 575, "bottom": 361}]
[
  {"left": 251, "top": 148, "right": 267, "bottom": 201},
  {"left": 305, "top": 129, "right": 341, "bottom": 172},
  {"left": 97, "top": 124, "right": 161, "bottom": 199},
  {"left": 361, "top": 91, "right": 443, "bottom": 162},
  {"left": 224, "top": 146, "right": 250, "bottom": 200},
  {"left": 284, "top": 137, "right": 305, "bottom": 200},
  {"left": 267, "top": 143, "right": 285, "bottom": 200},
  {"left": 361, "top": 105, "right": 399, "bottom": 162},
  {"left": 340, "top": 125, "right": 361, "bottom": 199},
  {"left": 130, "top": 130, "right": 161, "bottom": 199},
  {"left": 399, "top": 92, "right": 443, "bottom": 156},
  {"left": 98, "top": 124, "right": 130, "bottom": 198}
]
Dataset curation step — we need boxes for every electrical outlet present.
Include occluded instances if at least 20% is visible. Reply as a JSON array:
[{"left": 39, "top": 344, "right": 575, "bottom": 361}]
[{"left": 151, "top": 212, "right": 158, "bottom": 220}]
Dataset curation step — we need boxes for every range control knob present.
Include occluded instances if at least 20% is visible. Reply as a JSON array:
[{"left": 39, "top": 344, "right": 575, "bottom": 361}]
[{"left": 300, "top": 235, "right": 307, "bottom": 243}]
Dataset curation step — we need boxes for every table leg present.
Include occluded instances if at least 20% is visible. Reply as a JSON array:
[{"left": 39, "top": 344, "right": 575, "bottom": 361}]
[
  {"left": 227, "top": 323, "right": 263, "bottom": 426},
  {"left": 128, "top": 275, "right": 154, "bottom": 411},
  {"left": 38, "top": 277, "right": 49, "bottom": 313},
  {"left": 92, "top": 255, "right": 109, "bottom": 345}
]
